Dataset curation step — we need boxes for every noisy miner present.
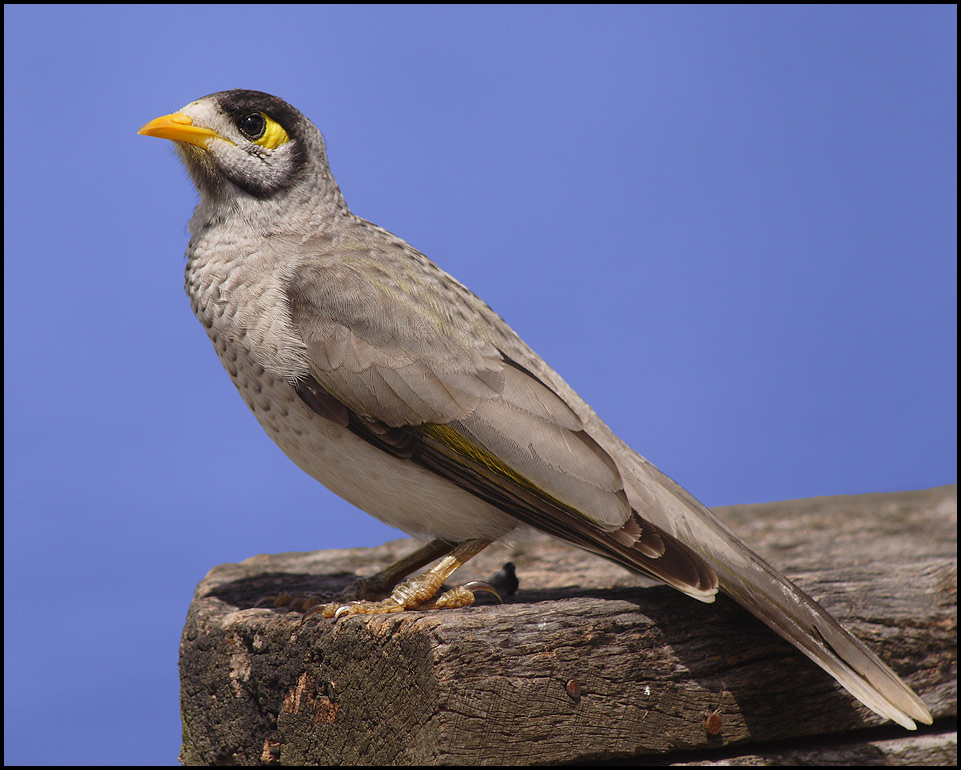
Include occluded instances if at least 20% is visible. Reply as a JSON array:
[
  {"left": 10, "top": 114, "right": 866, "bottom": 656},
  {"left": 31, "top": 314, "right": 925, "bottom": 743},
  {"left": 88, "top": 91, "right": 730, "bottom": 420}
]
[{"left": 140, "top": 90, "right": 932, "bottom": 730}]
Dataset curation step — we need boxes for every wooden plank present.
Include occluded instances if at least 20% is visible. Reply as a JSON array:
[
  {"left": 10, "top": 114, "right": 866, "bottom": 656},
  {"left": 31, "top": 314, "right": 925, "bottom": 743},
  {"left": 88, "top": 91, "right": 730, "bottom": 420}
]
[{"left": 179, "top": 485, "right": 956, "bottom": 765}]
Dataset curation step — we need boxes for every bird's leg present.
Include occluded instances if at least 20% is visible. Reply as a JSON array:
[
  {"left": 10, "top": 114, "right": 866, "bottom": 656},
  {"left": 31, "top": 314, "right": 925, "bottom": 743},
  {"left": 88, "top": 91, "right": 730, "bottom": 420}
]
[
  {"left": 306, "top": 538, "right": 495, "bottom": 619},
  {"left": 341, "top": 538, "right": 457, "bottom": 601},
  {"left": 270, "top": 538, "right": 456, "bottom": 611}
]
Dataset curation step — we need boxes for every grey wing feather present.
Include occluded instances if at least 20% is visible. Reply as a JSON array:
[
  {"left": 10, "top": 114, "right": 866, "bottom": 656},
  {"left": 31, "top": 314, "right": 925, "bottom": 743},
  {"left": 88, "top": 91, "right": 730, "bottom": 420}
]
[
  {"left": 284, "top": 249, "right": 718, "bottom": 600},
  {"left": 456, "top": 362, "right": 632, "bottom": 526},
  {"left": 286, "top": 259, "right": 504, "bottom": 425},
  {"left": 287, "top": 254, "right": 656, "bottom": 532}
]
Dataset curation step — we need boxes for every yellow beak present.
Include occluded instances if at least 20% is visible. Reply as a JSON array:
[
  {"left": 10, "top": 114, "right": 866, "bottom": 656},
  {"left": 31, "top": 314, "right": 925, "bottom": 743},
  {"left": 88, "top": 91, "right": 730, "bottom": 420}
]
[{"left": 138, "top": 113, "right": 223, "bottom": 149}]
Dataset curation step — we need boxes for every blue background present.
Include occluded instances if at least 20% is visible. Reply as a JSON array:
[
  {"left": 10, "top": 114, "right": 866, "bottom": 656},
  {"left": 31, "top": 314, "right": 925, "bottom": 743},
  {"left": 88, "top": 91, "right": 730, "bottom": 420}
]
[{"left": 4, "top": 5, "right": 956, "bottom": 765}]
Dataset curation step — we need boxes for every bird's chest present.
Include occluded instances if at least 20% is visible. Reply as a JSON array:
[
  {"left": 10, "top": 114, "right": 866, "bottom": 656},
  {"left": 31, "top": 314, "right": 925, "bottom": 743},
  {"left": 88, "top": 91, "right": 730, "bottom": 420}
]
[
  {"left": 184, "top": 242, "right": 320, "bottom": 467},
  {"left": 185, "top": 240, "right": 310, "bottom": 386}
]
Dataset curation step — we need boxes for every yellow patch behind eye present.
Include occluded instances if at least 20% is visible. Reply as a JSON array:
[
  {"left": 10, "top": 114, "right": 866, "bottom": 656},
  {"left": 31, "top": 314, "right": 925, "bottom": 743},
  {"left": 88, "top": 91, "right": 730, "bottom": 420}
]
[{"left": 253, "top": 113, "right": 290, "bottom": 150}]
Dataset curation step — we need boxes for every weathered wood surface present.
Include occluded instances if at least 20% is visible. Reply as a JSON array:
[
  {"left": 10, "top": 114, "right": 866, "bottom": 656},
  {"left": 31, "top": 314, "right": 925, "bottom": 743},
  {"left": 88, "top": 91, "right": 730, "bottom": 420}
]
[
  {"left": 671, "top": 730, "right": 958, "bottom": 766},
  {"left": 179, "top": 485, "right": 956, "bottom": 765}
]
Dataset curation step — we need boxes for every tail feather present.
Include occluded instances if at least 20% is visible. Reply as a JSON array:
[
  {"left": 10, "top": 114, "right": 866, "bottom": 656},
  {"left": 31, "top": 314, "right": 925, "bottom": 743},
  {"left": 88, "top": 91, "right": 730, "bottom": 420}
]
[
  {"left": 714, "top": 545, "right": 933, "bottom": 729},
  {"left": 621, "top": 459, "right": 933, "bottom": 729}
]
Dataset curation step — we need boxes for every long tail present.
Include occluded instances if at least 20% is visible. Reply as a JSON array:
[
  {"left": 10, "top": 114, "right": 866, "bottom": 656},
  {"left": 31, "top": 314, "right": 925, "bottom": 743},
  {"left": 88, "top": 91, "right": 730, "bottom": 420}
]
[
  {"left": 711, "top": 534, "right": 932, "bottom": 729},
  {"left": 624, "top": 462, "right": 933, "bottom": 730}
]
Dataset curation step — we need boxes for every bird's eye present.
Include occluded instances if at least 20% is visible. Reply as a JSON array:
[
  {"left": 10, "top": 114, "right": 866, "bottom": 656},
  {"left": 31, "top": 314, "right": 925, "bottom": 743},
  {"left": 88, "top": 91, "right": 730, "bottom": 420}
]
[
  {"left": 238, "top": 113, "right": 267, "bottom": 141},
  {"left": 236, "top": 111, "right": 290, "bottom": 149}
]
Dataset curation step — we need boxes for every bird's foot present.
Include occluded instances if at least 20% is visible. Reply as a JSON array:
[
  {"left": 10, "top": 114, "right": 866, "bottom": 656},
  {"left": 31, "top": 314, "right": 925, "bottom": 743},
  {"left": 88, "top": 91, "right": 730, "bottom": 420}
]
[
  {"left": 305, "top": 578, "right": 501, "bottom": 619},
  {"left": 301, "top": 538, "right": 497, "bottom": 619},
  {"left": 259, "top": 538, "right": 458, "bottom": 611}
]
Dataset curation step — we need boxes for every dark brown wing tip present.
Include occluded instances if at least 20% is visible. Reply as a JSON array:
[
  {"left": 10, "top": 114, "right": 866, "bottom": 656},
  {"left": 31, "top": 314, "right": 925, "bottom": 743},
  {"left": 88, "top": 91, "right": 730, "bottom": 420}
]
[{"left": 607, "top": 510, "right": 719, "bottom": 602}]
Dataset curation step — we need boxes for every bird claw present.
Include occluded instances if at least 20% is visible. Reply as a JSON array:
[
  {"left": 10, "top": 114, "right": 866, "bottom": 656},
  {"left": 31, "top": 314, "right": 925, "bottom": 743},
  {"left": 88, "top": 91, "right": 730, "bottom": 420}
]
[
  {"left": 265, "top": 561, "right": 514, "bottom": 625},
  {"left": 459, "top": 581, "right": 503, "bottom": 602},
  {"left": 299, "top": 579, "right": 503, "bottom": 620},
  {"left": 268, "top": 540, "right": 510, "bottom": 621}
]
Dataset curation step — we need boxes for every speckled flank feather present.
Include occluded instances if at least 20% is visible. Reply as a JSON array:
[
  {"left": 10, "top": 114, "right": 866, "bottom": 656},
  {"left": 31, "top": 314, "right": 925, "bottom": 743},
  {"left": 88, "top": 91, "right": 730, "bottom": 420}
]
[{"left": 142, "top": 89, "right": 932, "bottom": 730}]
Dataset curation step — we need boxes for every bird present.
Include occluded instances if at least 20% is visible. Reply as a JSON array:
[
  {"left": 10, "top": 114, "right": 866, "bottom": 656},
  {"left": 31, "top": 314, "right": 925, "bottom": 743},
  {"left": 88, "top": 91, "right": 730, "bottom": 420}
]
[{"left": 139, "top": 89, "right": 932, "bottom": 730}]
